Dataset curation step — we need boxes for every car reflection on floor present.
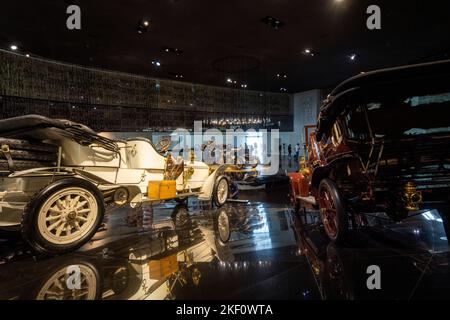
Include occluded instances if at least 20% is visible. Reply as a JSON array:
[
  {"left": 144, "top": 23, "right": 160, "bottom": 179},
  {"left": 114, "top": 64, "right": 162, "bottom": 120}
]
[
  {"left": 1, "top": 188, "right": 450, "bottom": 300},
  {"left": 292, "top": 207, "right": 450, "bottom": 300},
  {"left": 0, "top": 192, "right": 314, "bottom": 300}
]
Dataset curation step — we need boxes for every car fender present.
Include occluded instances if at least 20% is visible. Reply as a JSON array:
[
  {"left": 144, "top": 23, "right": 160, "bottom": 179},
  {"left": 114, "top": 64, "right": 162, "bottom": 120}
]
[
  {"left": 73, "top": 169, "right": 143, "bottom": 205},
  {"left": 198, "top": 165, "right": 229, "bottom": 200}
]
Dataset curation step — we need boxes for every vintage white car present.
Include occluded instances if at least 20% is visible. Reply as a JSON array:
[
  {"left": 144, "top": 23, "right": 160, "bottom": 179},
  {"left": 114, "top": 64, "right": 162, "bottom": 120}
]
[{"left": 0, "top": 115, "right": 231, "bottom": 255}]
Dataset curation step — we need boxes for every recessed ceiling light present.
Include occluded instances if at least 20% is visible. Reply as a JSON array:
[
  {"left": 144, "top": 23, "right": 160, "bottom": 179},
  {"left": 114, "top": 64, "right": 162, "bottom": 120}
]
[
  {"left": 25, "top": 54, "right": 30, "bottom": 57},
  {"left": 227, "top": 78, "right": 233, "bottom": 83},
  {"left": 136, "top": 18, "right": 150, "bottom": 34},
  {"left": 10, "top": 44, "right": 18, "bottom": 51},
  {"left": 302, "top": 48, "right": 317, "bottom": 57},
  {"left": 349, "top": 53, "right": 357, "bottom": 61},
  {"left": 151, "top": 60, "right": 161, "bottom": 67},
  {"left": 162, "top": 47, "right": 183, "bottom": 55}
]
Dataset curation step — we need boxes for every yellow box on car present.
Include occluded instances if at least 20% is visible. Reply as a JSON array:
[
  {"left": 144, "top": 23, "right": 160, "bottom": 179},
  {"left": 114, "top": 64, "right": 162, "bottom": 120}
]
[
  {"left": 159, "top": 180, "right": 176, "bottom": 199},
  {"left": 148, "top": 180, "right": 176, "bottom": 200}
]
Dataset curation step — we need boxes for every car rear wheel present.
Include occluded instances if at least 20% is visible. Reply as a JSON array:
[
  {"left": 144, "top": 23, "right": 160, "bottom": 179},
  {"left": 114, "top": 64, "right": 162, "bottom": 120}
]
[
  {"left": 35, "top": 262, "right": 100, "bottom": 300},
  {"left": 318, "top": 179, "right": 348, "bottom": 244},
  {"left": 21, "top": 178, "right": 105, "bottom": 255}
]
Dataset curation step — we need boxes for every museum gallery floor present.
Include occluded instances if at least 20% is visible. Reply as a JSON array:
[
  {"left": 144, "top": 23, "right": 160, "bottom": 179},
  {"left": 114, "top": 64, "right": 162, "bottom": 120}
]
[{"left": 1, "top": 184, "right": 449, "bottom": 300}]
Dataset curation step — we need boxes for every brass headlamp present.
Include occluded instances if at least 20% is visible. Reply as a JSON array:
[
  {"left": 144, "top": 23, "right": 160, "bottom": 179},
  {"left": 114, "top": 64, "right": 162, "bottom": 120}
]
[{"left": 403, "top": 182, "right": 422, "bottom": 211}]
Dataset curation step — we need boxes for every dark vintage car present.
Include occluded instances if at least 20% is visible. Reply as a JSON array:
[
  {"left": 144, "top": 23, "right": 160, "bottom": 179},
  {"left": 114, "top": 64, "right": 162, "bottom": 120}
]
[{"left": 289, "top": 59, "right": 450, "bottom": 243}]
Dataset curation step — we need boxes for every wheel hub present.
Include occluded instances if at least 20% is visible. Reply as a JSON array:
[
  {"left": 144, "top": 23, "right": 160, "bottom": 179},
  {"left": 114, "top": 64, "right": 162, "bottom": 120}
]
[
  {"left": 67, "top": 211, "right": 77, "bottom": 220},
  {"left": 37, "top": 187, "right": 99, "bottom": 245}
]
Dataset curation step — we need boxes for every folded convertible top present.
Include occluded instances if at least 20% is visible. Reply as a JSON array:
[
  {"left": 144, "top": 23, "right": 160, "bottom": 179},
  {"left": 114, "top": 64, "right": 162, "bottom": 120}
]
[
  {"left": 0, "top": 114, "right": 118, "bottom": 152},
  {"left": 0, "top": 114, "right": 96, "bottom": 135}
]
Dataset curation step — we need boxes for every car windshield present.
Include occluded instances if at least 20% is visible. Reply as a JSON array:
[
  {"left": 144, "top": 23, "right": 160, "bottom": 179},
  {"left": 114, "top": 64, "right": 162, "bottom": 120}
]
[{"left": 342, "top": 83, "right": 450, "bottom": 140}]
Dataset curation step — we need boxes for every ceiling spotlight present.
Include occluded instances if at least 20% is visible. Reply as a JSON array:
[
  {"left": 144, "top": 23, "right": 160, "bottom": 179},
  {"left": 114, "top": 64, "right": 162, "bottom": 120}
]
[
  {"left": 136, "top": 18, "right": 150, "bottom": 34},
  {"left": 10, "top": 44, "right": 18, "bottom": 51},
  {"left": 25, "top": 54, "right": 30, "bottom": 57},
  {"left": 349, "top": 53, "right": 357, "bottom": 61},
  {"left": 151, "top": 60, "right": 161, "bottom": 67},
  {"left": 162, "top": 47, "right": 183, "bottom": 55},
  {"left": 302, "top": 48, "right": 317, "bottom": 57},
  {"left": 227, "top": 78, "right": 233, "bottom": 83},
  {"left": 280, "top": 87, "right": 287, "bottom": 92}
]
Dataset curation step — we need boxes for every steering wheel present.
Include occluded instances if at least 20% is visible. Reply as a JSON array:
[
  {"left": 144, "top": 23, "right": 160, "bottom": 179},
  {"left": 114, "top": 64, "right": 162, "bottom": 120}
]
[{"left": 156, "top": 138, "right": 171, "bottom": 153}]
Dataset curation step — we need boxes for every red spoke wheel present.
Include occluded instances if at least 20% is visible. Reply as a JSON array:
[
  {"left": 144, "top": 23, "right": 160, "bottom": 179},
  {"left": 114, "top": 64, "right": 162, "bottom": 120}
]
[{"left": 318, "top": 179, "right": 348, "bottom": 243}]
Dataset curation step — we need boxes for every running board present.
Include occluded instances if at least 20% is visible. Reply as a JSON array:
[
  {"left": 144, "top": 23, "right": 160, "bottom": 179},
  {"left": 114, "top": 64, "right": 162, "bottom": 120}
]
[{"left": 296, "top": 196, "right": 317, "bottom": 206}]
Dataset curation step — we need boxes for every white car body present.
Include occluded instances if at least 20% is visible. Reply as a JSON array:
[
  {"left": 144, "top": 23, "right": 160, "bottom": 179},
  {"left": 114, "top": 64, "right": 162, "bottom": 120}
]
[{"left": 0, "top": 134, "right": 224, "bottom": 229}]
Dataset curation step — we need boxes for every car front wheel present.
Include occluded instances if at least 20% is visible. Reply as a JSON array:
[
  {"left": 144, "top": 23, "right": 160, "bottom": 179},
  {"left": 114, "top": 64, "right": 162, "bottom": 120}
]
[
  {"left": 213, "top": 176, "right": 229, "bottom": 207},
  {"left": 21, "top": 178, "right": 105, "bottom": 255}
]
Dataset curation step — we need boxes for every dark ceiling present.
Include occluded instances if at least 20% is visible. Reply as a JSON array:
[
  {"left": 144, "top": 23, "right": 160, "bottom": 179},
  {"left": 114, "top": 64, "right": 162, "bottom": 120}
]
[{"left": 1, "top": 0, "right": 450, "bottom": 93}]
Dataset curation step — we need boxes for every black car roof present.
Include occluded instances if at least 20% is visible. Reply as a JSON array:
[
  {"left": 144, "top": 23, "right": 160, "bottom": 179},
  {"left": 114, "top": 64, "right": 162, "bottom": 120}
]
[
  {"left": 329, "top": 59, "right": 450, "bottom": 98},
  {"left": 316, "top": 59, "right": 450, "bottom": 140}
]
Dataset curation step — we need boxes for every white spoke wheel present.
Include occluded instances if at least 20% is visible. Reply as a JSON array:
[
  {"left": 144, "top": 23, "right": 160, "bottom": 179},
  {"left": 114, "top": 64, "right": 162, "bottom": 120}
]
[
  {"left": 36, "top": 263, "right": 99, "bottom": 300},
  {"left": 213, "top": 176, "right": 229, "bottom": 207},
  {"left": 217, "top": 210, "right": 231, "bottom": 244},
  {"left": 37, "top": 188, "right": 98, "bottom": 245},
  {"left": 22, "top": 178, "right": 105, "bottom": 255}
]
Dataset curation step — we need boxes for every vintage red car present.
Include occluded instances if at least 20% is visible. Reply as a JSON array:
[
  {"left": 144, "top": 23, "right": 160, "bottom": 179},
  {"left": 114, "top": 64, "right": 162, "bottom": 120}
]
[{"left": 289, "top": 60, "right": 450, "bottom": 243}]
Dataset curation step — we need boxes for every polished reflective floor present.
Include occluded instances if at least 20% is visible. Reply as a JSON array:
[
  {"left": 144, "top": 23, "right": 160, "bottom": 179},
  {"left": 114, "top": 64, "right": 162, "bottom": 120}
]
[{"left": 1, "top": 177, "right": 450, "bottom": 300}]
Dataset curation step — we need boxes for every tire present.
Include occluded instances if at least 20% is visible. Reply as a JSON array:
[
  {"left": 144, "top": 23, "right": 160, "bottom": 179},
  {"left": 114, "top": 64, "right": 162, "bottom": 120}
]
[
  {"left": 0, "top": 138, "right": 58, "bottom": 153},
  {"left": 318, "top": 178, "right": 349, "bottom": 244},
  {"left": 0, "top": 159, "right": 51, "bottom": 171},
  {"left": 0, "top": 149, "right": 57, "bottom": 162},
  {"left": 172, "top": 204, "right": 190, "bottom": 228},
  {"left": 216, "top": 208, "right": 231, "bottom": 244},
  {"left": 21, "top": 178, "right": 105, "bottom": 255},
  {"left": 213, "top": 176, "right": 229, "bottom": 207},
  {"left": 27, "top": 261, "right": 101, "bottom": 300}
]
